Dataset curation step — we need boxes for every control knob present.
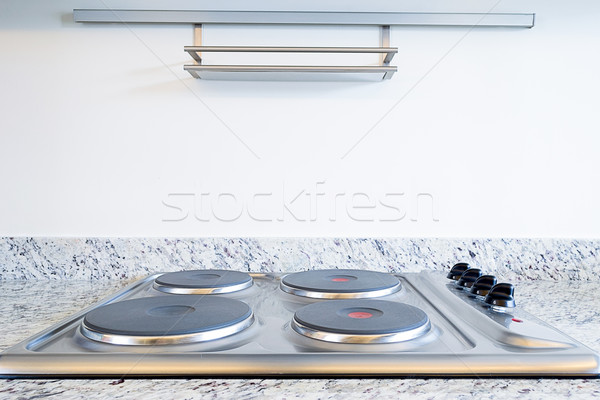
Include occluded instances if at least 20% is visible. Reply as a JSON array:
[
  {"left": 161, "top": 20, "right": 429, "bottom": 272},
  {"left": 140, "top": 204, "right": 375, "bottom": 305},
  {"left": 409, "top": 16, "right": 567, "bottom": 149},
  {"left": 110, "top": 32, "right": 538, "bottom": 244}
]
[
  {"left": 484, "top": 283, "right": 516, "bottom": 308},
  {"left": 457, "top": 268, "right": 482, "bottom": 288},
  {"left": 447, "top": 263, "right": 469, "bottom": 280},
  {"left": 470, "top": 275, "right": 497, "bottom": 296}
]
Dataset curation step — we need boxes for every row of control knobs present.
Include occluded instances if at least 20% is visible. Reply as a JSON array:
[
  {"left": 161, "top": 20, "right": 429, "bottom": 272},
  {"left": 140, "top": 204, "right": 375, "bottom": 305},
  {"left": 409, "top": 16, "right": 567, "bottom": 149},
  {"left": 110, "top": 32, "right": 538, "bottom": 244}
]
[{"left": 447, "top": 263, "right": 516, "bottom": 308}]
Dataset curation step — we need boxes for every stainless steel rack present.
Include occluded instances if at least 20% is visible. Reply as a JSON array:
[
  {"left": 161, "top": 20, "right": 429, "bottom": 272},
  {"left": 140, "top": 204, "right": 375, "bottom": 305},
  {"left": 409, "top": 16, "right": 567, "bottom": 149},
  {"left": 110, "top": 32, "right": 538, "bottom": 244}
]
[
  {"left": 73, "top": 9, "right": 535, "bottom": 81},
  {"left": 182, "top": 24, "right": 397, "bottom": 80}
]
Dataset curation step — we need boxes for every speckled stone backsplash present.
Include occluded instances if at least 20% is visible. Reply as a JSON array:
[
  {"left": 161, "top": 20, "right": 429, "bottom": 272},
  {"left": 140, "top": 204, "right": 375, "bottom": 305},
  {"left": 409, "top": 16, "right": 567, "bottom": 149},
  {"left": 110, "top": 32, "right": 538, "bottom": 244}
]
[{"left": 1, "top": 238, "right": 598, "bottom": 281}]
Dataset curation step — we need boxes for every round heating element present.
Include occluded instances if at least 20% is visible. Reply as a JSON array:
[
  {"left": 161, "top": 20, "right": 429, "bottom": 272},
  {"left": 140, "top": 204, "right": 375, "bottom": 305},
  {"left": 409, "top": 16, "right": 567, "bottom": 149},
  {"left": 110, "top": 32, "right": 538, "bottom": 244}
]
[
  {"left": 81, "top": 296, "right": 254, "bottom": 345},
  {"left": 280, "top": 269, "right": 401, "bottom": 299},
  {"left": 291, "top": 300, "right": 430, "bottom": 344},
  {"left": 153, "top": 269, "right": 253, "bottom": 294}
]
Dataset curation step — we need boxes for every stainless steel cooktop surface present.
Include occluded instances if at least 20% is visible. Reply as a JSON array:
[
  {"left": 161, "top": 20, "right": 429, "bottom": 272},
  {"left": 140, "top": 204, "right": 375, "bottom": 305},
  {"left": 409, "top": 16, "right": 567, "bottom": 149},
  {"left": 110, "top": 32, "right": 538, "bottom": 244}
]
[{"left": 1, "top": 266, "right": 598, "bottom": 377}]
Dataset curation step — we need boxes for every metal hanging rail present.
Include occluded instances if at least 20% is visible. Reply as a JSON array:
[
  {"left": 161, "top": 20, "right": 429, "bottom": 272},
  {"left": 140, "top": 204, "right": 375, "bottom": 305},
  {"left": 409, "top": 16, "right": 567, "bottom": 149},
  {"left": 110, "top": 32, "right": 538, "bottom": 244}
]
[
  {"left": 73, "top": 10, "right": 535, "bottom": 28},
  {"left": 73, "top": 9, "right": 534, "bottom": 81}
]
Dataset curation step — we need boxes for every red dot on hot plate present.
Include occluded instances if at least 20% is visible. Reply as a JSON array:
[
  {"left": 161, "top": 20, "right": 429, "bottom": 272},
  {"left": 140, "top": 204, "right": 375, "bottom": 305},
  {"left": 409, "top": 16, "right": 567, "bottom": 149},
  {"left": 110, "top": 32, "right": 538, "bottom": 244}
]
[
  {"left": 348, "top": 312, "right": 373, "bottom": 319},
  {"left": 331, "top": 278, "right": 349, "bottom": 282}
]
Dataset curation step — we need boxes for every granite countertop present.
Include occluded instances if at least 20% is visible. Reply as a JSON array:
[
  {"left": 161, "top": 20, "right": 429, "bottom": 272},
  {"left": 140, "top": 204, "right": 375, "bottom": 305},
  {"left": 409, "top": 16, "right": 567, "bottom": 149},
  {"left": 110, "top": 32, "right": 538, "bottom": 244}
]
[{"left": 1, "top": 278, "right": 599, "bottom": 399}]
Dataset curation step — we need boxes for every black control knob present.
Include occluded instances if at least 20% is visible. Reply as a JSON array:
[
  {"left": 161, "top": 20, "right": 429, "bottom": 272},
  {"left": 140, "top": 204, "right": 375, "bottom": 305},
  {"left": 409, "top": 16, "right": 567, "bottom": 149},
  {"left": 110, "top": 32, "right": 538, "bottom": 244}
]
[
  {"left": 484, "top": 283, "right": 516, "bottom": 308},
  {"left": 470, "top": 275, "right": 497, "bottom": 296},
  {"left": 447, "top": 263, "right": 469, "bottom": 280},
  {"left": 457, "top": 268, "right": 482, "bottom": 288}
]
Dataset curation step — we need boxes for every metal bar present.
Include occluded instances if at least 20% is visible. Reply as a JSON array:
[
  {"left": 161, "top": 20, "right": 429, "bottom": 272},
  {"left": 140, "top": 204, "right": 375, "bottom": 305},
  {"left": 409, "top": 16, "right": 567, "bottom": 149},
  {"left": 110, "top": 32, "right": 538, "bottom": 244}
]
[
  {"left": 73, "top": 10, "right": 535, "bottom": 28},
  {"left": 187, "top": 51, "right": 202, "bottom": 63},
  {"left": 183, "top": 46, "right": 398, "bottom": 54},
  {"left": 192, "top": 24, "right": 202, "bottom": 64},
  {"left": 379, "top": 26, "right": 393, "bottom": 80},
  {"left": 380, "top": 26, "right": 393, "bottom": 64},
  {"left": 183, "top": 46, "right": 397, "bottom": 54},
  {"left": 187, "top": 69, "right": 201, "bottom": 79},
  {"left": 383, "top": 69, "right": 395, "bottom": 80},
  {"left": 184, "top": 65, "right": 397, "bottom": 72},
  {"left": 184, "top": 64, "right": 397, "bottom": 74},
  {"left": 184, "top": 46, "right": 398, "bottom": 65}
]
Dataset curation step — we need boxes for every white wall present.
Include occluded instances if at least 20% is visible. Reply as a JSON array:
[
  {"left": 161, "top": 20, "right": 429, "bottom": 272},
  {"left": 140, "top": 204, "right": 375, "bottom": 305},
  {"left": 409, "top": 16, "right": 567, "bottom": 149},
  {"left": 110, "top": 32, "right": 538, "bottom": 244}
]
[{"left": 0, "top": 0, "right": 598, "bottom": 237}]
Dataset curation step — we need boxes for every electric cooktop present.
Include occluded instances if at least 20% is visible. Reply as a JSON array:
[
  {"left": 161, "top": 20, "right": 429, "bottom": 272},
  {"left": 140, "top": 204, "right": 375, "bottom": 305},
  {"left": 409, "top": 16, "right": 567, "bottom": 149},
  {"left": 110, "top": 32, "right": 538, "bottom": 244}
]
[{"left": 1, "top": 266, "right": 598, "bottom": 377}]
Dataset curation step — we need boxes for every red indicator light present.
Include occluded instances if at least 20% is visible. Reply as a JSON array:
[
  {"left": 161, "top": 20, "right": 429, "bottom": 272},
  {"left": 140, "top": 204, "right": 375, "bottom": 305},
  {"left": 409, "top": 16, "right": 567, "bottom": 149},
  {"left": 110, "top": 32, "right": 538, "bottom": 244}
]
[
  {"left": 331, "top": 278, "right": 349, "bottom": 282},
  {"left": 348, "top": 312, "right": 373, "bottom": 319},
  {"left": 511, "top": 318, "right": 523, "bottom": 323}
]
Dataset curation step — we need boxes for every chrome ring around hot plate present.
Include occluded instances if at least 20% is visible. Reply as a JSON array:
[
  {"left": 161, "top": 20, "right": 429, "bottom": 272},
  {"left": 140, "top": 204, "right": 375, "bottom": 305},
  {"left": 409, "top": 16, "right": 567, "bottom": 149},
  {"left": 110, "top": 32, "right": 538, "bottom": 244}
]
[
  {"left": 153, "top": 279, "right": 253, "bottom": 295},
  {"left": 290, "top": 316, "right": 431, "bottom": 344},
  {"left": 80, "top": 313, "right": 255, "bottom": 346},
  {"left": 279, "top": 281, "right": 401, "bottom": 299}
]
